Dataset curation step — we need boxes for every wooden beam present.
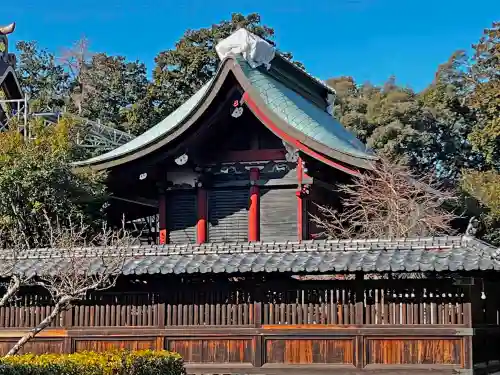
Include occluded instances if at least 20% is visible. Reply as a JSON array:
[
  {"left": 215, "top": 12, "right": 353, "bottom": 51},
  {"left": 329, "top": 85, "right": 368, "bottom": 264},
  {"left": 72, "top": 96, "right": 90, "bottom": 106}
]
[
  {"left": 212, "top": 149, "right": 286, "bottom": 163},
  {"left": 111, "top": 196, "right": 158, "bottom": 208},
  {"left": 196, "top": 186, "right": 207, "bottom": 244},
  {"left": 249, "top": 168, "right": 260, "bottom": 241},
  {"left": 210, "top": 175, "right": 312, "bottom": 189}
]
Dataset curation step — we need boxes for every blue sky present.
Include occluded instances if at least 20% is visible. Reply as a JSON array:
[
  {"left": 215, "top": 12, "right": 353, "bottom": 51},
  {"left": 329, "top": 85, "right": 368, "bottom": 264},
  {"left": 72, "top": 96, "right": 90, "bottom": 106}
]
[{"left": 2, "top": 0, "right": 498, "bottom": 91}]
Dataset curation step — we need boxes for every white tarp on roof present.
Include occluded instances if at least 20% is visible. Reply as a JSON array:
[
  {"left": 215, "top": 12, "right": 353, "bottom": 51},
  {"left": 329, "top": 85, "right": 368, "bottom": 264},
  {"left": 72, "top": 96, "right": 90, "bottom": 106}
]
[
  {"left": 215, "top": 28, "right": 276, "bottom": 69},
  {"left": 216, "top": 28, "right": 338, "bottom": 117}
]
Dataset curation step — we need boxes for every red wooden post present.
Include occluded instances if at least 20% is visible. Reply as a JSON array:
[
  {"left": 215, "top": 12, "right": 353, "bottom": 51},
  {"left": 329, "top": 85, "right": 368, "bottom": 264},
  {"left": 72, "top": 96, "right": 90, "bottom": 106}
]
[
  {"left": 296, "top": 190, "right": 303, "bottom": 241},
  {"left": 158, "top": 191, "right": 167, "bottom": 245},
  {"left": 249, "top": 168, "right": 260, "bottom": 241},
  {"left": 197, "top": 185, "right": 207, "bottom": 244},
  {"left": 296, "top": 157, "right": 304, "bottom": 241}
]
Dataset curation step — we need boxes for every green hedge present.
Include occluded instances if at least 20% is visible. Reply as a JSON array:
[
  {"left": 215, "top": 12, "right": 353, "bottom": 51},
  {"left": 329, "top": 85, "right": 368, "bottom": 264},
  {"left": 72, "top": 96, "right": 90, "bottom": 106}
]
[{"left": 0, "top": 350, "right": 186, "bottom": 375}]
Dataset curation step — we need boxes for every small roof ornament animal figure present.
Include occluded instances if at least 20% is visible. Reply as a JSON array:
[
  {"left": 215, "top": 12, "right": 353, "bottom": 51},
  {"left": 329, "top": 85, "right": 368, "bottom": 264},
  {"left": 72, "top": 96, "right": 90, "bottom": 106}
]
[
  {"left": 0, "top": 23, "right": 15, "bottom": 64},
  {"left": 0, "top": 22, "right": 15, "bottom": 35},
  {"left": 465, "top": 216, "right": 480, "bottom": 237}
]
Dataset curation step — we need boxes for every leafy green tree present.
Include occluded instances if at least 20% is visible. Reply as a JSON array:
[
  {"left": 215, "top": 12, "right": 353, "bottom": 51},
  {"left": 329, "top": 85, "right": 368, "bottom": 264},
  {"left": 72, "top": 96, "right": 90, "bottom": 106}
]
[
  {"left": 80, "top": 53, "right": 148, "bottom": 134},
  {"left": 467, "top": 22, "right": 499, "bottom": 167},
  {"left": 457, "top": 22, "right": 499, "bottom": 244},
  {"left": 417, "top": 59, "right": 483, "bottom": 183},
  {"left": 326, "top": 76, "right": 435, "bottom": 172},
  {"left": 15, "top": 41, "right": 70, "bottom": 111},
  {"left": 0, "top": 118, "right": 106, "bottom": 248}
]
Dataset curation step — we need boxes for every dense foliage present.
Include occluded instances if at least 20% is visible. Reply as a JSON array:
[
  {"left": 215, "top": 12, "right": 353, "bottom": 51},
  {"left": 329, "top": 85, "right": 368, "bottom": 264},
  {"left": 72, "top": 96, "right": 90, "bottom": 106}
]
[
  {"left": 11, "top": 15, "right": 500, "bottom": 245},
  {"left": 326, "top": 22, "right": 499, "bottom": 244},
  {"left": 0, "top": 350, "right": 185, "bottom": 375},
  {"left": 0, "top": 118, "right": 106, "bottom": 247}
]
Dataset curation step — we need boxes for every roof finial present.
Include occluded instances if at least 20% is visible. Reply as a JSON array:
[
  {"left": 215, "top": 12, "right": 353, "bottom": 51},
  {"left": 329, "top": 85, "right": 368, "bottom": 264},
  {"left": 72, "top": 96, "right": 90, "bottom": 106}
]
[
  {"left": 0, "top": 22, "right": 15, "bottom": 35},
  {"left": 465, "top": 216, "right": 479, "bottom": 237}
]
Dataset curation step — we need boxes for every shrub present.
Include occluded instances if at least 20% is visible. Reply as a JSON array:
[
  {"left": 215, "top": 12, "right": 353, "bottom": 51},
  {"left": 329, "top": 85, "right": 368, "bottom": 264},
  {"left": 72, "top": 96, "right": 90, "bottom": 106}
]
[{"left": 0, "top": 350, "right": 185, "bottom": 375}]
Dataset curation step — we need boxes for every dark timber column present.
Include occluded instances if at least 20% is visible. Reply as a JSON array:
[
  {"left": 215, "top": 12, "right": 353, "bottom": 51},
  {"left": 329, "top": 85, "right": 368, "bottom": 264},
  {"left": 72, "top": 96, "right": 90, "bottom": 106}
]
[
  {"left": 158, "top": 190, "right": 167, "bottom": 245},
  {"left": 196, "top": 183, "right": 207, "bottom": 244},
  {"left": 249, "top": 168, "right": 260, "bottom": 241}
]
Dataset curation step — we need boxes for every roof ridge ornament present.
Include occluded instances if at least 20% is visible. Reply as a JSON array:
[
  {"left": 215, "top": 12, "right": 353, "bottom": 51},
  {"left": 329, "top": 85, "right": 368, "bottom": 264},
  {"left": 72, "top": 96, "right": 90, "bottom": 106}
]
[
  {"left": 283, "top": 141, "right": 299, "bottom": 162},
  {"left": 0, "top": 22, "right": 15, "bottom": 35},
  {"left": 465, "top": 216, "right": 479, "bottom": 238},
  {"left": 326, "top": 92, "right": 337, "bottom": 116},
  {"left": 215, "top": 28, "right": 276, "bottom": 70},
  {"left": 0, "top": 22, "right": 16, "bottom": 65},
  {"left": 174, "top": 153, "right": 188, "bottom": 166}
]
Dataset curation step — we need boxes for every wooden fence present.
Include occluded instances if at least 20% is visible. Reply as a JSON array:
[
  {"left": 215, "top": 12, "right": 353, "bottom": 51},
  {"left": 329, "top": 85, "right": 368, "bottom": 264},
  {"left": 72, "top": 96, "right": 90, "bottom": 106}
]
[{"left": 0, "top": 276, "right": 494, "bottom": 374}]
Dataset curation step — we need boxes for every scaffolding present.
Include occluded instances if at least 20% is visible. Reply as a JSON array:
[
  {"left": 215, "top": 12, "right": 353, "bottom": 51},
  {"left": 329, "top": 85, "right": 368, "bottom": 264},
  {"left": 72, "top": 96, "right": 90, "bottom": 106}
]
[
  {"left": 0, "top": 95, "right": 135, "bottom": 153},
  {"left": 0, "top": 96, "right": 28, "bottom": 135}
]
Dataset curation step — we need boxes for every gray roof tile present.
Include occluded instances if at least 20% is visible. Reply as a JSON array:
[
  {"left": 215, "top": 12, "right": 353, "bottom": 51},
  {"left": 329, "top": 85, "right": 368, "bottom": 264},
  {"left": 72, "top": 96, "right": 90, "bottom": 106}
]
[{"left": 0, "top": 236, "right": 499, "bottom": 277}]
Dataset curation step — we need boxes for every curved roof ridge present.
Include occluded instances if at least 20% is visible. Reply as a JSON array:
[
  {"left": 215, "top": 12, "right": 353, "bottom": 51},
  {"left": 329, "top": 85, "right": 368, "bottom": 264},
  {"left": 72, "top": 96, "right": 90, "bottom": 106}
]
[
  {"left": 74, "top": 54, "right": 377, "bottom": 173},
  {"left": 72, "top": 65, "right": 224, "bottom": 168},
  {"left": 274, "top": 53, "right": 336, "bottom": 96}
]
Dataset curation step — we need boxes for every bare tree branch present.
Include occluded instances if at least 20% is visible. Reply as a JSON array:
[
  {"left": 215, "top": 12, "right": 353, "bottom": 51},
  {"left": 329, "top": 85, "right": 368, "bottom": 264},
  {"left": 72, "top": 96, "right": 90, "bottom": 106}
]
[
  {"left": 311, "top": 157, "right": 458, "bottom": 239},
  {"left": 4, "top": 215, "right": 133, "bottom": 357},
  {"left": 0, "top": 275, "right": 21, "bottom": 306},
  {"left": 5, "top": 295, "right": 72, "bottom": 356},
  {"left": 0, "top": 225, "right": 35, "bottom": 307},
  {"left": 59, "top": 37, "right": 93, "bottom": 115}
]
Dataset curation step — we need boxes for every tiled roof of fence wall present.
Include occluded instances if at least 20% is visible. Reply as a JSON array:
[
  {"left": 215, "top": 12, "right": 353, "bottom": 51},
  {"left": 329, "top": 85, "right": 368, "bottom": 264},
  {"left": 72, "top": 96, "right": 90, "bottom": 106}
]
[{"left": 1, "top": 236, "right": 498, "bottom": 277}]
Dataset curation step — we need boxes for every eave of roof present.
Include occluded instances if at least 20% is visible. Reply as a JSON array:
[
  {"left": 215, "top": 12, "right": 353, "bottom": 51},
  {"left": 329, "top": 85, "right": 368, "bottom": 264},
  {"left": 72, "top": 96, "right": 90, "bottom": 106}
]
[
  {"left": 1, "top": 236, "right": 498, "bottom": 277},
  {"left": 73, "top": 79, "right": 213, "bottom": 167},
  {"left": 72, "top": 59, "right": 236, "bottom": 170},
  {"left": 0, "top": 64, "right": 23, "bottom": 100}
]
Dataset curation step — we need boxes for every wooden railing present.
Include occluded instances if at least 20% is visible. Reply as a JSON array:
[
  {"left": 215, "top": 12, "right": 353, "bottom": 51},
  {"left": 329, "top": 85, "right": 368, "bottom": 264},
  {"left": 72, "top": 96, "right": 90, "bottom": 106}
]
[
  {"left": 363, "top": 286, "right": 466, "bottom": 325},
  {"left": 0, "top": 293, "right": 66, "bottom": 328},
  {"left": 0, "top": 277, "right": 489, "bottom": 374},
  {"left": 72, "top": 292, "right": 161, "bottom": 327},
  {"left": 0, "top": 280, "right": 474, "bottom": 328}
]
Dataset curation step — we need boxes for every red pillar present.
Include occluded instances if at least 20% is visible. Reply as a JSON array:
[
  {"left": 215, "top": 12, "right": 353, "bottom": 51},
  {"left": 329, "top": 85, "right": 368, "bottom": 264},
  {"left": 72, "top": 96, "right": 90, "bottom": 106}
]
[
  {"left": 158, "top": 192, "right": 167, "bottom": 245},
  {"left": 249, "top": 168, "right": 260, "bottom": 242},
  {"left": 197, "top": 186, "right": 207, "bottom": 244},
  {"left": 296, "top": 157, "right": 304, "bottom": 241}
]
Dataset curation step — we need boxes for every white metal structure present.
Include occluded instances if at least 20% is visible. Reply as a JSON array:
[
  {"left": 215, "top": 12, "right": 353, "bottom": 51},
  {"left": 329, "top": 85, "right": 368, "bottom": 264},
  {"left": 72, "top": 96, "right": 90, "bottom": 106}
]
[
  {"left": 0, "top": 95, "right": 135, "bottom": 153},
  {"left": 0, "top": 96, "right": 28, "bottom": 134}
]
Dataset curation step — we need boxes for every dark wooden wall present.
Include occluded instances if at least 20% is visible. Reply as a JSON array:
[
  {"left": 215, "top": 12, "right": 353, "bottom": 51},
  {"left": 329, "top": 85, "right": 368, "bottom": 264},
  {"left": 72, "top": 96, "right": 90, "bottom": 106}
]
[
  {"left": 0, "top": 277, "right": 481, "bottom": 374},
  {"left": 167, "top": 191, "right": 197, "bottom": 243},
  {"left": 163, "top": 184, "right": 301, "bottom": 244},
  {"left": 260, "top": 188, "right": 297, "bottom": 242},
  {"left": 471, "top": 278, "right": 500, "bottom": 374},
  {"left": 208, "top": 189, "right": 249, "bottom": 242}
]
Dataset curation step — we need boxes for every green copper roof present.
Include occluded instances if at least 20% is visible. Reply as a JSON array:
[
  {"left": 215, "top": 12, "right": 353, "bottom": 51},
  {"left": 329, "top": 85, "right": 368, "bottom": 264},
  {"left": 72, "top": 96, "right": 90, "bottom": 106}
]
[
  {"left": 239, "top": 59, "right": 375, "bottom": 161},
  {"left": 74, "top": 55, "right": 376, "bottom": 170},
  {"left": 73, "top": 79, "right": 214, "bottom": 166}
]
